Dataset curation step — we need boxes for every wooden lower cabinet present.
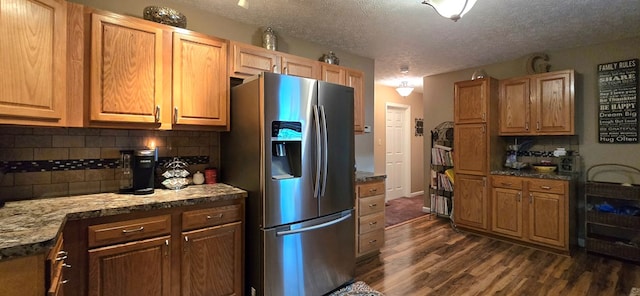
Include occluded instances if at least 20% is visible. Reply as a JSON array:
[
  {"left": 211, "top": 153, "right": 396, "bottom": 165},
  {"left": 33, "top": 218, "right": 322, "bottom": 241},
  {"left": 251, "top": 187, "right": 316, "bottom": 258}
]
[
  {"left": 181, "top": 222, "right": 242, "bottom": 296},
  {"left": 62, "top": 200, "right": 244, "bottom": 296},
  {"left": 490, "top": 175, "right": 570, "bottom": 251},
  {"left": 88, "top": 236, "right": 171, "bottom": 296},
  {"left": 454, "top": 174, "right": 488, "bottom": 230},
  {"left": 355, "top": 180, "right": 385, "bottom": 259}
]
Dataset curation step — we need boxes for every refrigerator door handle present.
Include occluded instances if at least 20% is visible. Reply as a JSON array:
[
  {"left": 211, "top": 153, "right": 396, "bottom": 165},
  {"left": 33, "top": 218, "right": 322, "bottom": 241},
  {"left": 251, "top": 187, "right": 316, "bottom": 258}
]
[
  {"left": 275, "top": 212, "right": 352, "bottom": 236},
  {"left": 320, "top": 105, "right": 329, "bottom": 197},
  {"left": 313, "top": 105, "right": 322, "bottom": 198}
]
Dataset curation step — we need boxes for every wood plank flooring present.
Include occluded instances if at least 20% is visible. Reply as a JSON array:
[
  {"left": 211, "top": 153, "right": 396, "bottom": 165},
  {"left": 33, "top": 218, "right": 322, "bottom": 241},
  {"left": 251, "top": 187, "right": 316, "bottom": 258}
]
[{"left": 355, "top": 215, "right": 640, "bottom": 296}]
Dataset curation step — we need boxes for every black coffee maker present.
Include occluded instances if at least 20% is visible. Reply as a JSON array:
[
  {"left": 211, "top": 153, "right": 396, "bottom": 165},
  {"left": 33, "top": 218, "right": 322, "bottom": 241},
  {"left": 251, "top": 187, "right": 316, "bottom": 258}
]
[{"left": 119, "top": 149, "right": 156, "bottom": 195}]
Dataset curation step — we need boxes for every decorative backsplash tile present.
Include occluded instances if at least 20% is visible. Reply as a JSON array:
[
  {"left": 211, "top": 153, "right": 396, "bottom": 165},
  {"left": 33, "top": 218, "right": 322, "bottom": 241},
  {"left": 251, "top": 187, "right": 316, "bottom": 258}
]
[{"left": 0, "top": 126, "right": 220, "bottom": 202}]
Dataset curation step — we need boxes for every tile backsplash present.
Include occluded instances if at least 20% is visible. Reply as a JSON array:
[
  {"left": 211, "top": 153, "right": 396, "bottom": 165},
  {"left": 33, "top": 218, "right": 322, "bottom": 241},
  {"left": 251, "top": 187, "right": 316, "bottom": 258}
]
[{"left": 0, "top": 126, "right": 220, "bottom": 202}]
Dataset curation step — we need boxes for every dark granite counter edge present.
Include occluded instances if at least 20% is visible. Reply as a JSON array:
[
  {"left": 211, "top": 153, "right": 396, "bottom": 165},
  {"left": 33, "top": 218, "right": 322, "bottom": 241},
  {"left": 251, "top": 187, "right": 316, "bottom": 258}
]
[
  {"left": 0, "top": 187, "right": 247, "bottom": 261},
  {"left": 355, "top": 171, "right": 387, "bottom": 183}
]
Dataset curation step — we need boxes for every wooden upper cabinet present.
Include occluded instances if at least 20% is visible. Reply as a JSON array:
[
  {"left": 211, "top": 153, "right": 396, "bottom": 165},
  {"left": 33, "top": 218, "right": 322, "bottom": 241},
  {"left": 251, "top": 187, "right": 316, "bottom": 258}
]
[
  {"left": 229, "top": 41, "right": 278, "bottom": 78},
  {"left": 321, "top": 64, "right": 346, "bottom": 85},
  {"left": 499, "top": 77, "right": 531, "bottom": 134},
  {"left": 173, "top": 31, "right": 229, "bottom": 127},
  {"left": 281, "top": 53, "right": 320, "bottom": 79},
  {"left": 499, "top": 70, "right": 574, "bottom": 135},
  {"left": 454, "top": 79, "right": 488, "bottom": 124},
  {"left": 0, "top": 0, "right": 67, "bottom": 126},
  {"left": 90, "top": 12, "right": 167, "bottom": 125},
  {"left": 346, "top": 69, "right": 365, "bottom": 133},
  {"left": 533, "top": 70, "right": 574, "bottom": 135},
  {"left": 454, "top": 123, "right": 487, "bottom": 175}
]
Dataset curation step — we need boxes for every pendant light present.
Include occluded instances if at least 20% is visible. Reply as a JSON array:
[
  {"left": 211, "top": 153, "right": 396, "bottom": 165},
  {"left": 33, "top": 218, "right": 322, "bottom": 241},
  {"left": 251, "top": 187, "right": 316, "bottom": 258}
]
[
  {"left": 396, "top": 66, "right": 414, "bottom": 97},
  {"left": 421, "top": 0, "right": 477, "bottom": 21},
  {"left": 237, "top": 0, "right": 248, "bottom": 9}
]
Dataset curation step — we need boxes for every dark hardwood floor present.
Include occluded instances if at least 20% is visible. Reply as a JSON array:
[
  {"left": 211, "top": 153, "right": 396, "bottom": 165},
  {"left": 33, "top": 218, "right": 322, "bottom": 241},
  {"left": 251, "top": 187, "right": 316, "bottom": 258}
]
[{"left": 356, "top": 215, "right": 640, "bottom": 296}]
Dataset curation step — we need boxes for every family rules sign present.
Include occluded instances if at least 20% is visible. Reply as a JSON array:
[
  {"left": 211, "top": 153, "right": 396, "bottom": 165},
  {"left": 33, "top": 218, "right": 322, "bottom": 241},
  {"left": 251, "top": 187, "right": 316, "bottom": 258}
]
[{"left": 598, "top": 58, "right": 638, "bottom": 143}]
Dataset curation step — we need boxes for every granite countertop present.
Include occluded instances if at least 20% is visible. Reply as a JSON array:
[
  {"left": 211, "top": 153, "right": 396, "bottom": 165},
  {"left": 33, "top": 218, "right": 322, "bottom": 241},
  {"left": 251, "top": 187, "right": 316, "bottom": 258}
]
[
  {"left": 0, "top": 183, "right": 247, "bottom": 261},
  {"left": 355, "top": 171, "right": 387, "bottom": 183},
  {"left": 491, "top": 169, "right": 577, "bottom": 181}
]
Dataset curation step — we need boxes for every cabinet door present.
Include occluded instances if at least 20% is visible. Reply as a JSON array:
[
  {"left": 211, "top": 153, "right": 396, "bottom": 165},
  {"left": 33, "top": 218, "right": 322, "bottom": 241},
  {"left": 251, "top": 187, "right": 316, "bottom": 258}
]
[
  {"left": 499, "top": 78, "right": 531, "bottom": 134},
  {"left": 528, "top": 191, "right": 565, "bottom": 248},
  {"left": 454, "top": 123, "right": 487, "bottom": 175},
  {"left": 281, "top": 54, "right": 319, "bottom": 79},
  {"left": 346, "top": 69, "right": 365, "bottom": 133},
  {"left": 321, "top": 64, "right": 346, "bottom": 85},
  {"left": 90, "top": 13, "right": 166, "bottom": 124},
  {"left": 454, "top": 79, "right": 487, "bottom": 124},
  {"left": 491, "top": 187, "right": 523, "bottom": 238},
  {"left": 88, "top": 236, "right": 171, "bottom": 296},
  {"left": 182, "top": 222, "right": 242, "bottom": 296},
  {"left": 229, "top": 41, "right": 278, "bottom": 78},
  {"left": 173, "top": 32, "right": 228, "bottom": 127},
  {"left": 454, "top": 174, "right": 488, "bottom": 230},
  {"left": 0, "top": 0, "right": 66, "bottom": 125},
  {"left": 532, "top": 71, "right": 574, "bottom": 135}
]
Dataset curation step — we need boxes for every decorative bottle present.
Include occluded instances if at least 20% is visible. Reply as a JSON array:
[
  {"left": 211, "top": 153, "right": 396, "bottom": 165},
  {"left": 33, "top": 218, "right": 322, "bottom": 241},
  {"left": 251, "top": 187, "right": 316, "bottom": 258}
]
[{"left": 262, "top": 27, "right": 277, "bottom": 51}]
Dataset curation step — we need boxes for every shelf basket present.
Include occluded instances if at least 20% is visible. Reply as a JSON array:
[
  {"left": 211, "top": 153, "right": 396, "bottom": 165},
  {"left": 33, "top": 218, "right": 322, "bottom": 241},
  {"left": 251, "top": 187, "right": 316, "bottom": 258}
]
[
  {"left": 586, "top": 211, "right": 640, "bottom": 229},
  {"left": 586, "top": 237, "right": 640, "bottom": 262}
]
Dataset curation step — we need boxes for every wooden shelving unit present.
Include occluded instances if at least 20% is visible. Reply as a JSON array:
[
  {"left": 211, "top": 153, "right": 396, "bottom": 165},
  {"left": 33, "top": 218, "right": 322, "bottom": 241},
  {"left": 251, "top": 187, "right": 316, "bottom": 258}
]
[
  {"left": 430, "top": 122, "right": 454, "bottom": 218},
  {"left": 585, "top": 164, "right": 640, "bottom": 263}
]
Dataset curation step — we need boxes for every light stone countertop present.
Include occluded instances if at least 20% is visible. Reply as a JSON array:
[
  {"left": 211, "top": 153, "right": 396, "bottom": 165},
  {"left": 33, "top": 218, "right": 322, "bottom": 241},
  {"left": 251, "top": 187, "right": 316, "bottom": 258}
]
[
  {"left": 491, "top": 169, "right": 578, "bottom": 181},
  {"left": 0, "top": 183, "right": 247, "bottom": 261}
]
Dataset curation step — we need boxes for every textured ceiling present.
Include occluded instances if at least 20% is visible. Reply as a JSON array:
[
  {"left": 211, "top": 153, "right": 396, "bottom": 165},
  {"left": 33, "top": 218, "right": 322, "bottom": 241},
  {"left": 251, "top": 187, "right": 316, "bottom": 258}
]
[{"left": 173, "top": 0, "right": 640, "bottom": 92}]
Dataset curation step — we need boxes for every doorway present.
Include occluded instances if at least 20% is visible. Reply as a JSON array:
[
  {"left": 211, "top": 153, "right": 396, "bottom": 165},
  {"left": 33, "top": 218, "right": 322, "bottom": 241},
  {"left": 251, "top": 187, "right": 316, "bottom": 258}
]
[{"left": 385, "top": 103, "right": 410, "bottom": 202}]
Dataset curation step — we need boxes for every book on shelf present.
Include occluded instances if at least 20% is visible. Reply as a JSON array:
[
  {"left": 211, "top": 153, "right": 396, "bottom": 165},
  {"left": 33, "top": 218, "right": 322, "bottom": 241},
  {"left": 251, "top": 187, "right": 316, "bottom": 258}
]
[
  {"left": 431, "top": 147, "right": 454, "bottom": 166},
  {"left": 430, "top": 193, "right": 452, "bottom": 216}
]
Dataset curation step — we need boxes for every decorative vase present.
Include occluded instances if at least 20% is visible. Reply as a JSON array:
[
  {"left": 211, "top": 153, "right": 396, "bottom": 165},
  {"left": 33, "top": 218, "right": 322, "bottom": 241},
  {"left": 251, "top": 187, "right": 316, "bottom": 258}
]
[
  {"left": 192, "top": 171, "right": 205, "bottom": 185},
  {"left": 319, "top": 51, "right": 340, "bottom": 65},
  {"left": 262, "top": 27, "right": 277, "bottom": 51}
]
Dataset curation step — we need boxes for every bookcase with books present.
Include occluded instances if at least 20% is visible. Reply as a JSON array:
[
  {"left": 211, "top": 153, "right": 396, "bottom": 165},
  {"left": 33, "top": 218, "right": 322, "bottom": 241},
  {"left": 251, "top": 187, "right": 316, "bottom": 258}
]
[{"left": 430, "top": 122, "right": 454, "bottom": 218}]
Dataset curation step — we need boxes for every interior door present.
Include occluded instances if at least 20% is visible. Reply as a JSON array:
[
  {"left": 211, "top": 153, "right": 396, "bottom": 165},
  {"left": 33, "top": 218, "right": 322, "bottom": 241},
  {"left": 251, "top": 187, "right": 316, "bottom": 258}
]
[{"left": 385, "top": 105, "right": 408, "bottom": 200}]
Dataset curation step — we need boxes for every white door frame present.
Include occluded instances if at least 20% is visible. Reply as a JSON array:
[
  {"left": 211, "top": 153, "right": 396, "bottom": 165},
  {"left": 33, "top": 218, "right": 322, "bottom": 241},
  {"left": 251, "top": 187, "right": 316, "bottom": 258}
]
[{"left": 385, "top": 102, "right": 411, "bottom": 201}]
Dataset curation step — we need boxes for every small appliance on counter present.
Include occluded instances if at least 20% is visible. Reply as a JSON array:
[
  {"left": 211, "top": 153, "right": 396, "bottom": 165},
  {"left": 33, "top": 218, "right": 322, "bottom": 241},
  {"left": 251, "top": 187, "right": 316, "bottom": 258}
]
[{"left": 118, "top": 149, "right": 156, "bottom": 195}]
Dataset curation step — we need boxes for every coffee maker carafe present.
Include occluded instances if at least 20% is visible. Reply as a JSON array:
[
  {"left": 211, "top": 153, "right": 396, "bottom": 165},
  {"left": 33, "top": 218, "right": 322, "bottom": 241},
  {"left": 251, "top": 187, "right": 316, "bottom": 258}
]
[{"left": 119, "top": 149, "right": 156, "bottom": 195}]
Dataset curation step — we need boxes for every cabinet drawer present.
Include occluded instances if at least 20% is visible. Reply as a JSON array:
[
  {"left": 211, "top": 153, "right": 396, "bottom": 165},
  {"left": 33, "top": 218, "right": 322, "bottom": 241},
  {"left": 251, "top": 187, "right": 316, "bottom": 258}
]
[
  {"left": 491, "top": 175, "right": 523, "bottom": 189},
  {"left": 527, "top": 179, "right": 565, "bottom": 194},
  {"left": 47, "top": 235, "right": 66, "bottom": 295},
  {"left": 359, "top": 211, "right": 384, "bottom": 235},
  {"left": 182, "top": 204, "right": 242, "bottom": 231},
  {"left": 358, "top": 229, "right": 384, "bottom": 255},
  {"left": 358, "top": 194, "right": 385, "bottom": 216},
  {"left": 358, "top": 181, "right": 385, "bottom": 198},
  {"left": 88, "top": 215, "right": 171, "bottom": 248}
]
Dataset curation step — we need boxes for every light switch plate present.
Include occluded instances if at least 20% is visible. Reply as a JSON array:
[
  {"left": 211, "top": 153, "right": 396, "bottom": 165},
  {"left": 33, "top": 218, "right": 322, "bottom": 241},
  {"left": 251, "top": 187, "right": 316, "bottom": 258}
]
[{"left": 363, "top": 125, "right": 372, "bottom": 133}]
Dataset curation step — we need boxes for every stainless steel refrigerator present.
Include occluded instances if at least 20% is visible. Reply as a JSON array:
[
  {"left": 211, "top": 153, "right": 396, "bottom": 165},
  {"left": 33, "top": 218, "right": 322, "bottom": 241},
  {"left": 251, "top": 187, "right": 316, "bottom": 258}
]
[{"left": 221, "top": 72, "right": 356, "bottom": 296}]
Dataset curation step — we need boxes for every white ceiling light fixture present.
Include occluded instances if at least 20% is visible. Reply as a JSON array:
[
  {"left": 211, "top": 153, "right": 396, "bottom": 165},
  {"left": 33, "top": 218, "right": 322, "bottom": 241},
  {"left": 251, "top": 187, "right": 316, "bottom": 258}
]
[
  {"left": 421, "top": 0, "right": 478, "bottom": 22},
  {"left": 237, "top": 0, "right": 248, "bottom": 9},
  {"left": 396, "top": 66, "right": 414, "bottom": 97}
]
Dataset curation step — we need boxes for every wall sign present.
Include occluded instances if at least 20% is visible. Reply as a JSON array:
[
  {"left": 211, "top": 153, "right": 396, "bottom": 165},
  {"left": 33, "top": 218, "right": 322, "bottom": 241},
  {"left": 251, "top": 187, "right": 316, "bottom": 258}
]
[{"left": 598, "top": 58, "right": 638, "bottom": 143}]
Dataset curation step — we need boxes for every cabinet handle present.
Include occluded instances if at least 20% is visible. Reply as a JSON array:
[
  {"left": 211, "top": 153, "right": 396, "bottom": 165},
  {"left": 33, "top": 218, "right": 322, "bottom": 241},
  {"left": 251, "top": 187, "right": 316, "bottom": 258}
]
[
  {"left": 501, "top": 182, "right": 513, "bottom": 186},
  {"left": 369, "top": 221, "right": 377, "bottom": 225},
  {"left": 482, "top": 112, "right": 486, "bottom": 121},
  {"left": 174, "top": 107, "right": 178, "bottom": 124},
  {"left": 272, "top": 65, "right": 277, "bottom": 72},
  {"left": 536, "top": 121, "right": 540, "bottom": 131},
  {"left": 369, "top": 188, "right": 378, "bottom": 193},
  {"left": 481, "top": 125, "right": 486, "bottom": 134},
  {"left": 283, "top": 66, "right": 288, "bottom": 75},
  {"left": 483, "top": 177, "right": 487, "bottom": 188},
  {"left": 155, "top": 105, "right": 160, "bottom": 122},
  {"left": 61, "top": 279, "right": 69, "bottom": 285},
  {"left": 63, "top": 263, "right": 72, "bottom": 268},
  {"left": 368, "top": 239, "right": 377, "bottom": 244},
  {"left": 55, "top": 255, "right": 67, "bottom": 261},
  {"left": 368, "top": 203, "right": 377, "bottom": 208},
  {"left": 57, "top": 250, "right": 68, "bottom": 256},
  {"left": 529, "top": 193, "right": 533, "bottom": 204},
  {"left": 525, "top": 122, "right": 529, "bottom": 131},
  {"left": 540, "top": 185, "right": 552, "bottom": 190},
  {"left": 122, "top": 226, "right": 144, "bottom": 234},
  {"left": 206, "top": 214, "right": 224, "bottom": 219},
  {"left": 164, "top": 239, "right": 170, "bottom": 257},
  {"left": 517, "top": 192, "right": 521, "bottom": 202}
]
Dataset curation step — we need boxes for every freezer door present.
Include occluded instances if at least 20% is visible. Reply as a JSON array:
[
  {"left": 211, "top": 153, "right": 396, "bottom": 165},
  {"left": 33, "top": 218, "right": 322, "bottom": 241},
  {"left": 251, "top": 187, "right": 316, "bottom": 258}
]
[
  {"left": 263, "top": 73, "right": 320, "bottom": 227},
  {"left": 317, "top": 81, "right": 355, "bottom": 216},
  {"left": 263, "top": 210, "right": 355, "bottom": 296}
]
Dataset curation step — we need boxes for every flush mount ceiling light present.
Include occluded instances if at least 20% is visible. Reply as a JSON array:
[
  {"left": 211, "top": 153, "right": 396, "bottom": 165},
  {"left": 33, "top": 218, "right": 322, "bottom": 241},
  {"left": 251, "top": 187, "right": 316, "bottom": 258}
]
[
  {"left": 237, "top": 0, "right": 248, "bottom": 9},
  {"left": 396, "top": 66, "right": 414, "bottom": 97},
  {"left": 421, "top": 0, "right": 477, "bottom": 22}
]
